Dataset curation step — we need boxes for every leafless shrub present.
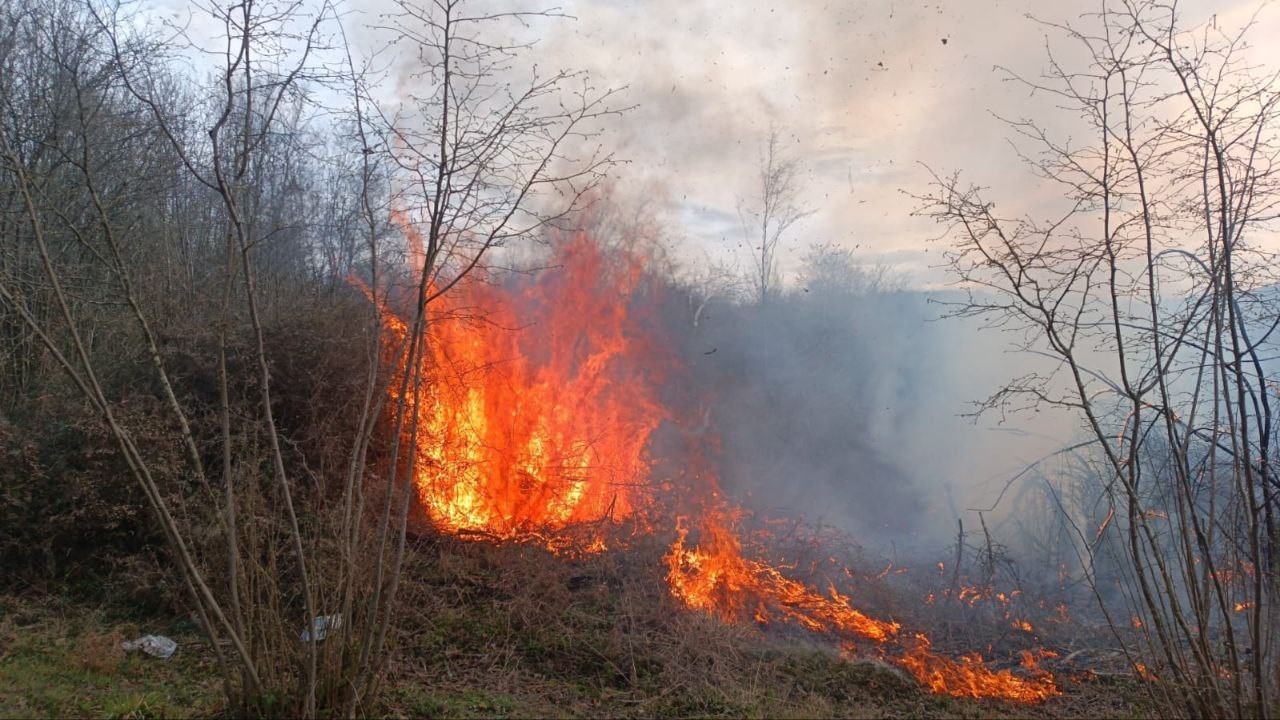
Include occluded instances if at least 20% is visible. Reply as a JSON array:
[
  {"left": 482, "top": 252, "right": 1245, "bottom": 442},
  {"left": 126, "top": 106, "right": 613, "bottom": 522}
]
[{"left": 917, "top": 2, "right": 1280, "bottom": 715}]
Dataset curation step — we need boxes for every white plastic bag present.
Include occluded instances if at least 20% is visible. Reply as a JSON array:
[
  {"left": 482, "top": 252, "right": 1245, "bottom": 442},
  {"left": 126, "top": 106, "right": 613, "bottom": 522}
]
[
  {"left": 300, "top": 614, "right": 342, "bottom": 642},
  {"left": 121, "top": 635, "right": 178, "bottom": 659}
]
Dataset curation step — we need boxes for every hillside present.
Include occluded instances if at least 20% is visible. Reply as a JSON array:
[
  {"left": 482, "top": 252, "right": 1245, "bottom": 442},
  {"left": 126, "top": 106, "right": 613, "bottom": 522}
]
[{"left": 2, "top": 536, "right": 1150, "bottom": 719}]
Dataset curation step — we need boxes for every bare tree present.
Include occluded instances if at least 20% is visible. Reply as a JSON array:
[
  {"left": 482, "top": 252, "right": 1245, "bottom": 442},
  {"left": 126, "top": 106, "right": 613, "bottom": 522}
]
[
  {"left": 337, "top": 1, "right": 626, "bottom": 713},
  {"left": 739, "top": 126, "right": 811, "bottom": 302},
  {"left": 918, "top": 2, "right": 1280, "bottom": 716},
  {"left": 1, "top": 0, "right": 268, "bottom": 706},
  {"left": 797, "top": 241, "right": 900, "bottom": 296},
  {"left": 0, "top": 0, "right": 401, "bottom": 714}
]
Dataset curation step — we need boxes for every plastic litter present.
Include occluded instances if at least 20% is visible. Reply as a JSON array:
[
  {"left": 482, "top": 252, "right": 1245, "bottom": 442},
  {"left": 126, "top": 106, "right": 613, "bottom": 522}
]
[
  {"left": 121, "top": 635, "right": 178, "bottom": 659},
  {"left": 301, "top": 614, "right": 342, "bottom": 642}
]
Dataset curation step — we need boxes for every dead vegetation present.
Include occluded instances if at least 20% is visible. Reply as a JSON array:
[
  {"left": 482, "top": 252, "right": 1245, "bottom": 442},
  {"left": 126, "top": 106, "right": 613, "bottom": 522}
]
[
  {"left": 376, "top": 533, "right": 1153, "bottom": 719},
  {"left": 1, "top": 532, "right": 1156, "bottom": 719}
]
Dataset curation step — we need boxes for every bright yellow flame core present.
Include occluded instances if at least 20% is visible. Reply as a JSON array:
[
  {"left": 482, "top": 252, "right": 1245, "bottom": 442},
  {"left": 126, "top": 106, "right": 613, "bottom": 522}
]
[{"left": 379, "top": 230, "right": 665, "bottom": 546}]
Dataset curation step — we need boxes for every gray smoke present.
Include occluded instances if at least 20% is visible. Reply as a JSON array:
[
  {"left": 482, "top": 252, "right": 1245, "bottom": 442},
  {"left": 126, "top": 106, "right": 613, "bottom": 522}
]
[{"left": 659, "top": 248, "right": 1078, "bottom": 554}]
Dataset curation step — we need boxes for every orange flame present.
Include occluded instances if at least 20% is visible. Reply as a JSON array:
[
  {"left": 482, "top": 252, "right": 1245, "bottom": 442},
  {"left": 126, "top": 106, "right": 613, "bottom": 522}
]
[
  {"left": 1053, "top": 604, "right": 1070, "bottom": 624},
  {"left": 665, "top": 497, "right": 1058, "bottom": 703},
  {"left": 369, "top": 224, "right": 1058, "bottom": 703},
  {"left": 374, "top": 230, "right": 668, "bottom": 548},
  {"left": 666, "top": 502, "right": 900, "bottom": 643},
  {"left": 898, "top": 635, "right": 1057, "bottom": 702}
]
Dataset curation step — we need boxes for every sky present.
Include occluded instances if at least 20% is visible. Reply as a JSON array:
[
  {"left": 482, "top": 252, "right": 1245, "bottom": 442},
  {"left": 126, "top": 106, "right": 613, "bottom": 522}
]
[
  {"left": 521, "top": 0, "right": 1280, "bottom": 287},
  {"left": 147, "top": 0, "right": 1280, "bottom": 287}
]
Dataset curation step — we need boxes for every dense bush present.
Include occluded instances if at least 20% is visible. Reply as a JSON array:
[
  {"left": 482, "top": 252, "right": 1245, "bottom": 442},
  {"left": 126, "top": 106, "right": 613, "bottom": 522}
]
[{"left": 0, "top": 396, "right": 177, "bottom": 592}]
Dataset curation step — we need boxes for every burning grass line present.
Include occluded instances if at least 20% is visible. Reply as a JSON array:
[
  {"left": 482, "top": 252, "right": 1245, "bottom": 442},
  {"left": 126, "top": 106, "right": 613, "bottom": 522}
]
[
  {"left": 363, "top": 230, "right": 1061, "bottom": 706},
  {"left": 665, "top": 508, "right": 1060, "bottom": 703}
]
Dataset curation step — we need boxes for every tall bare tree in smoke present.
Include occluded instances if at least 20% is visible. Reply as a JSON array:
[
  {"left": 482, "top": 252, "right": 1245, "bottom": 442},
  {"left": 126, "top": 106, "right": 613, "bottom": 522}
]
[
  {"left": 740, "top": 127, "right": 811, "bottom": 302},
  {"left": 920, "top": 2, "right": 1280, "bottom": 715}
]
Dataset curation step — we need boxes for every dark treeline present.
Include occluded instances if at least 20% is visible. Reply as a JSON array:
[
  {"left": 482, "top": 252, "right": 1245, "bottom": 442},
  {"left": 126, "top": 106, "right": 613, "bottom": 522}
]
[{"left": 0, "top": 0, "right": 376, "bottom": 582}]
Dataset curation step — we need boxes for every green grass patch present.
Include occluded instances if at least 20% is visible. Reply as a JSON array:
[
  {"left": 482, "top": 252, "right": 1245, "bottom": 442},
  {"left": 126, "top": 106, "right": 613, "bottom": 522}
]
[{"left": 0, "top": 597, "right": 219, "bottom": 719}]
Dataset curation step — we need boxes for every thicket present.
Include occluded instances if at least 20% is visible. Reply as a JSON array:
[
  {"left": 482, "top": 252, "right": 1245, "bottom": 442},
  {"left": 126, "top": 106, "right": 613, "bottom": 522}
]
[{"left": 0, "top": 0, "right": 618, "bottom": 713}]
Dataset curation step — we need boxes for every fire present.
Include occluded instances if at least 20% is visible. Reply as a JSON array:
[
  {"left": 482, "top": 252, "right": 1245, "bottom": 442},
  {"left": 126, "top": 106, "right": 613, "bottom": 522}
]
[
  {"left": 1053, "top": 604, "right": 1070, "bottom": 624},
  {"left": 373, "top": 230, "right": 669, "bottom": 547},
  {"left": 1021, "top": 648, "right": 1058, "bottom": 668},
  {"left": 898, "top": 635, "right": 1057, "bottom": 702},
  {"left": 666, "top": 496, "right": 1058, "bottom": 702},
  {"left": 368, "top": 225, "right": 1059, "bottom": 704},
  {"left": 665, "top": 502, "right": 900, "bottom": 643}
]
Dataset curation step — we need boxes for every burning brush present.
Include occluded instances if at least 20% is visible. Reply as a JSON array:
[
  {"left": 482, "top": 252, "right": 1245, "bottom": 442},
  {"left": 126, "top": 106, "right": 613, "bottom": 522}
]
[
  {"left": 361, "top": 228, "right": 1059, "bottom": 704},
  {"left": 666, "top": 495, "right": 1057, "bottom": 702}
]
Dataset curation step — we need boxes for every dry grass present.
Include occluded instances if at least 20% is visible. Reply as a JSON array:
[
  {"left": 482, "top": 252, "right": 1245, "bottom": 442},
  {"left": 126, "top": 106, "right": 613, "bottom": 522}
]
[
  {"left": 0, "top": 533, "right": 1156, "bottom": 719},
  {"left": 379, "top": 534, "right": 1156, "bottom": 719}
]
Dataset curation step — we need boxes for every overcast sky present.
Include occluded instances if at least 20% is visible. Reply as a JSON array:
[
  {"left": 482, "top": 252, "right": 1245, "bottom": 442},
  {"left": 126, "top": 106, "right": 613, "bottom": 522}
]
[
  {"left": 150, "top": 0, "right": 1280, "bottom": 286},
  {"left": 517, "top": 0, "right": 1279, "bottom": 287}
]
